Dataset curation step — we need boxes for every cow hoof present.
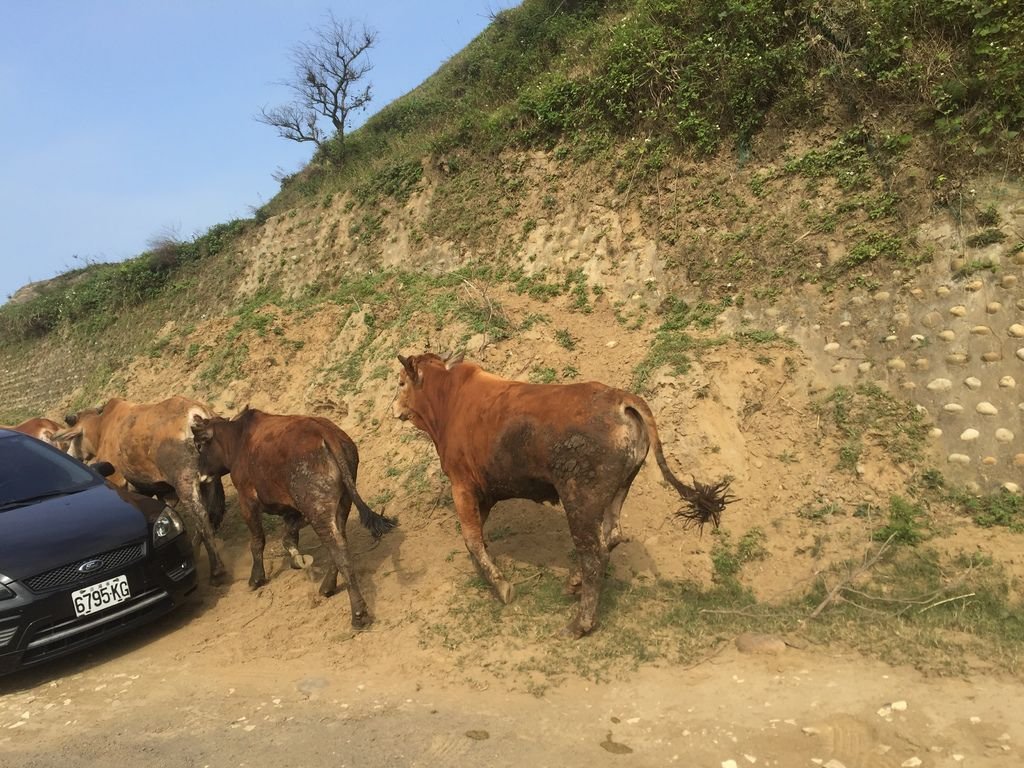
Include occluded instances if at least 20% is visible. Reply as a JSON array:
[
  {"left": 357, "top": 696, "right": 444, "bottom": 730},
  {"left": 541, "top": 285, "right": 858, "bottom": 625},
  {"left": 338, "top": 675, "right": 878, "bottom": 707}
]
[
  {"left": 563, "top": 619, "right": 592, "bottom": 639},
  {"left": 319, "top": 584, "right": 337, "bottom": 598},
  {"left": 564, "top": 575, "right": 582, "bottom": 597},
  {"left": 209, "top": 571, "right": 228, "bottom": 587},
  {"left": 351, "top": 612, "right": 373, "bottom": 630},
  {"left": 248, "top": 577, "right": 268, "bottom": 590},
  {"left": 291, "top": 554, "right": 314, "bottom": 569},
  {"left": 495, "top": 580, "right": 514, "bottom": 605}
]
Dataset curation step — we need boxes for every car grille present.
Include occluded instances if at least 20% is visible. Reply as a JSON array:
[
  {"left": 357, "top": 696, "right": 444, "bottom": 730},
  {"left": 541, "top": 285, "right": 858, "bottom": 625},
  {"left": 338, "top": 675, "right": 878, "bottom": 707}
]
[{"left": 24, "top": 542, "right": 146, "bottom": 593}]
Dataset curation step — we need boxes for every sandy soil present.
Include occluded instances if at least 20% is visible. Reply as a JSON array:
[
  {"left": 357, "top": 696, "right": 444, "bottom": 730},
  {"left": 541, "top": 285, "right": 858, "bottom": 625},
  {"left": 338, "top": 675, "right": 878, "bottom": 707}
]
[{"left": 2, "top": 546, "right": 1021, "bottom": 768}]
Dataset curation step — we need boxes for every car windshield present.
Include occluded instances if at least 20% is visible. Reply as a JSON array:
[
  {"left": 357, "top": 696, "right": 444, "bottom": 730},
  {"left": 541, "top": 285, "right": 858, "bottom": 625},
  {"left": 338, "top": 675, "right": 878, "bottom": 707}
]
[{"left": 0, "top": 433, "right": 99, "bottom": 508}]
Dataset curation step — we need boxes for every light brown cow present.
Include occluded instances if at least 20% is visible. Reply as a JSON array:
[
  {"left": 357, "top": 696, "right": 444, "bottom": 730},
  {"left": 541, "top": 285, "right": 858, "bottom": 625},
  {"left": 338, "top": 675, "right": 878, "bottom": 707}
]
[
  {"left": 394, "top": 351, "right": 733, "bottom": 637},
  {"left": 190, "top": 408, "right": 396, "bottom": 628},
  {"left": 56, "top": 397, "right": 228, "bottom": 584},
  {"left": 3, "top": 417, "right": 67, "bottom": 450}
]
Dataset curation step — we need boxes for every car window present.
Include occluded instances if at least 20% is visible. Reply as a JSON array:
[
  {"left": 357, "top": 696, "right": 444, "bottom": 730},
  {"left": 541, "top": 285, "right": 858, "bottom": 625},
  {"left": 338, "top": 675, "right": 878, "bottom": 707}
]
[{"left": 0, "top": 434, "right": 99, "bottom": 507}]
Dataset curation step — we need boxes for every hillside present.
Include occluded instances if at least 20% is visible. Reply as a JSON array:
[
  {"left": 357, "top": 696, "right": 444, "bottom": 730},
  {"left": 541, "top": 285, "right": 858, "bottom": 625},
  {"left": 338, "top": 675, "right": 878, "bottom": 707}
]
[{"left": 2, "top": 0, "right": 1024, "bottom": 729}]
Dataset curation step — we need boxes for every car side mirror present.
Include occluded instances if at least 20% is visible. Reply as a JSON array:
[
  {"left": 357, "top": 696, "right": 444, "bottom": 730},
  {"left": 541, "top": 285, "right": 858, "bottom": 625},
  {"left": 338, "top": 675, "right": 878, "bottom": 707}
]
[{"left": 90, "top": 461, "right": 116, "bottom": 478}]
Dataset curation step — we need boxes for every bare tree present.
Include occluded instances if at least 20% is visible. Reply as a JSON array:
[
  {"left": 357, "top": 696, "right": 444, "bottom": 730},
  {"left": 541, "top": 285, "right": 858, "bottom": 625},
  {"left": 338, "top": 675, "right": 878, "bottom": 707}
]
[{"left": 257, "top": 13, "right": 377, "bottom": 152}]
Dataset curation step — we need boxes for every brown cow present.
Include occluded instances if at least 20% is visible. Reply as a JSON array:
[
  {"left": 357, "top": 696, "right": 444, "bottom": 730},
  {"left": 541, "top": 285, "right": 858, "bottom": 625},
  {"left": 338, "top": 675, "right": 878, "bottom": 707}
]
[
  {"left": 56, "top": 397, "right": 228, "bottom": 584},
  {"left": 190, "top": 408, "right": 396, "bottom": 628},
  {"left": 3, "top": 417, "right": 68, "bottom": 450},
  {"left": 394, "top": 351, "right": 733, "bottom": 637}
]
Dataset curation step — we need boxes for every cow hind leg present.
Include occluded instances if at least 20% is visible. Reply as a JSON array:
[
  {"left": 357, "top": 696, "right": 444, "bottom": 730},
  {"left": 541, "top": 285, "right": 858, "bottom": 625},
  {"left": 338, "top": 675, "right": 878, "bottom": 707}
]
[
  {"left": 282, "top": 513, "right": 307, "bottom": 569},
  {"left": 182, "top": 480, "right": 227, "bottom": 585},
  {"left": 566, "top": 483, "right": 633, "bottom": 598},
  {"left": 308, "top": 510, "right": 371, "bottom": 629},
  {"left": 238, "top": 499, "right": 269, "bottom": 589},
  {"left": 317, "top": 494, "right": 355, "bottom": 596},
  {"left": 562, "top": 498, "right": 610, "bottom": 638}
]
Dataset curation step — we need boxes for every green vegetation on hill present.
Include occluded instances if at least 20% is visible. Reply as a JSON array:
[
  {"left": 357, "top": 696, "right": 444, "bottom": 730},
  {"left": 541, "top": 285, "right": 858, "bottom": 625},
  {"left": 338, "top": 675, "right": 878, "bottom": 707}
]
[{"left": 2, "top": 0, "right": 1022, "bottom": 345}]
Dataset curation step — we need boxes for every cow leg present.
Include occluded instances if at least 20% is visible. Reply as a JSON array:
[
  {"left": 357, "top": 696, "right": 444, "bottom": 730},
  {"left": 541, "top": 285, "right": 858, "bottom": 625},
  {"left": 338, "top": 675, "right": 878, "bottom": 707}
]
[
  {"left": 604, "top": 482, "right": 633, "bottom": 552},
  {"left": 237, "top": 493, "right": 269, "bottom": 589},
  {"left": 201, "top": 475, "right": 226, "bottom": 532},
  {"left": 308, "top": 511, "right": 370, "bottom": 629},
  {"left": 282, "top": 512, "right": 305, "bottom": 569},
  {"left": 566, "top": 480, "right": 635, "bottom": 597},
  {"left": 182, "top": 479, "right": 227, "bottom": 585},
  {"left": 317, "top": 494, "right": 354, "bottom": 597},
  {"left": 563, "top": 497, "right": 608, "bottom": 638},
  {"left": 452, "top": 486, "right": 513, "bottom": 605}
]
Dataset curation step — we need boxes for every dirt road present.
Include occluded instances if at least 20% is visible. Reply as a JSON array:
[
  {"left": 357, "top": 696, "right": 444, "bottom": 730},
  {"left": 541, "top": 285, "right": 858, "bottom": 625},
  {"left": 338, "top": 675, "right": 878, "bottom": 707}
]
[{"left": 2, "top": 586, "right": 1020, "bottom": 768}]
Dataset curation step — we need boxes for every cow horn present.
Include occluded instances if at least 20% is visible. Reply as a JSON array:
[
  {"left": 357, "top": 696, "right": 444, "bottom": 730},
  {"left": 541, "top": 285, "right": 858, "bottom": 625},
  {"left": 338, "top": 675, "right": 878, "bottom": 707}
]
[
  {"left": 398, "top": 354, "right": 416, "bottom": 376},
  {"left": 444, "top": 351, "right": 464, "bottom": 369}
]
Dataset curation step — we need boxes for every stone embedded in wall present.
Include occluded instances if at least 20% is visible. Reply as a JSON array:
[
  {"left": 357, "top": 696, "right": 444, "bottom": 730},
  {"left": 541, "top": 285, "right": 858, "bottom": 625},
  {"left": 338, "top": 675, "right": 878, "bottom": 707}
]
[
  {"left": 960, "top": 428, "right": 980, "bottom": 441},
  {"left": 927, "top": 378, "right": 953, "bottom": 392},
  {"left": 1000, "top": 376, "right": 1016, "bottom": 388},
  {"left": 939, "top": 330, "right": 956, "bottom": 341},
  {"left": 949, "top": 305, "right": 968, "bottom": 317},
  {"left": 995, "top": 429, "right": 1015, "bottom": 443},
  {"left": 948, "top": 453, "right": 971, "bottom": 465},
  {"left": 987, "top": 302, "right": 1003, "bottom": 313},
  {"left": 965, "top": 377, "right": 983, "bottom": 390},
  {"left": 976, "top": 402, "right": 998, "bottom": 415},
  {"left": 943, "top": 403, "right": 964, "bottom": 413},
  {"left": 1010, "top": 324, "right": 1024, "bottom": 338},
  {"left": 946, "top": 353, "right": 969, "bottom": 365}
]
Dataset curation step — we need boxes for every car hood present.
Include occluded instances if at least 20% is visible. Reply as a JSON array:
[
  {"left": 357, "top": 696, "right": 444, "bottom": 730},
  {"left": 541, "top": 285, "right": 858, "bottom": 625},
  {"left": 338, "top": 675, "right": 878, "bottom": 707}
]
[{"left": 0, "top": 483, "right": 156, "bottom": 581}]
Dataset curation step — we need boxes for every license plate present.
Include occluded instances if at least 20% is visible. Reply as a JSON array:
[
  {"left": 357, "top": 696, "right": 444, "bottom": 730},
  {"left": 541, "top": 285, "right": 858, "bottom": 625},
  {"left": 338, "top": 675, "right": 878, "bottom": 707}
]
[{"left": 71, "top": 575, "right": 131, "bottom": 617}]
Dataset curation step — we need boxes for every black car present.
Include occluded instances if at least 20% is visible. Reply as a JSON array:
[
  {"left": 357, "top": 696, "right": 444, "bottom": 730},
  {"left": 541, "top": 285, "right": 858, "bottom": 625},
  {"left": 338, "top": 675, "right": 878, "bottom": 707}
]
[{"left": 0, "top": 428, "right": 197, "bottom": 675}]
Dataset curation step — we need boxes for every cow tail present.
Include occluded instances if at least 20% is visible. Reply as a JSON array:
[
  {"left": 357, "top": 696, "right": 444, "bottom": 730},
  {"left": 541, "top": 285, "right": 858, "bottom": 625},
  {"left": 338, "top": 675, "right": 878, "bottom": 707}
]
[
  {"left": 326, "top": 439, "right": 397, "bottom": 539},
  {"left": 625, "top": 396, "right": 735, "bottom": 533}
]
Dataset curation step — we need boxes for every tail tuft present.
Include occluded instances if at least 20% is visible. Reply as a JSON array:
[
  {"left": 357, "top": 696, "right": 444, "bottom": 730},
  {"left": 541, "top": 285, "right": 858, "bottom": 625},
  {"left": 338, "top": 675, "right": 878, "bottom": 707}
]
[
  {"left": 675, "top": 478, "right": 737, "bottom": 533},
  {"left": 359, "top": 506, "right": 398, "bottom": 539}
]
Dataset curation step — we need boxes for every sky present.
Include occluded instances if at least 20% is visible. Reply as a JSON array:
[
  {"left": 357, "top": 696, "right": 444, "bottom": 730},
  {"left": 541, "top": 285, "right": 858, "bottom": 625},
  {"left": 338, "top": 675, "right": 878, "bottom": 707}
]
[{"left": 0, "top": 1, "right": 520, "bottom": 304}]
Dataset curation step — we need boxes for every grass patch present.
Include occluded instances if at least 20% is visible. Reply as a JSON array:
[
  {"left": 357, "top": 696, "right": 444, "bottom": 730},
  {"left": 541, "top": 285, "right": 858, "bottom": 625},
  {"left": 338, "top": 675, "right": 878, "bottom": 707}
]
[
  {"left": 631, "top": 296, "right": 730, "bottom": 392},
  {"left": 814, "top": 384, "right": 929, "bottom": 469}
]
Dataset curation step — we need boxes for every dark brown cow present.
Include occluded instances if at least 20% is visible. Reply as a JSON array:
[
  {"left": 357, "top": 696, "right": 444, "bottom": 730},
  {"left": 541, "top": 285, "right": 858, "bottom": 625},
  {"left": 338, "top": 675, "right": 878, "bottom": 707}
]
[
  {"left": 190, "top": 408, "right": 396, "bottom": 628},
  {"left": 55, "top": 397, "right": 228, "bottom": 584},
  {"left": 394, "top": 351, "right": 733, "bottom": 637},
  {"left": 3, "top": 417, "right": 68, "bottom": 450}
]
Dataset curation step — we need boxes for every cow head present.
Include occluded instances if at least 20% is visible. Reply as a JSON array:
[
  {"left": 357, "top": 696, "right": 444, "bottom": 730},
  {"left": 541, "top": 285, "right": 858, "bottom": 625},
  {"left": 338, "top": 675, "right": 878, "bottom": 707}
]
[
  {"left": 394, "top": 351, "right": 463, "bottom": 428},
  {"left": 190, "top": 415, "right": 230, "bottom": 478},
  {"left": 55, "top": 407, "right": 104, "bottom": 462}
]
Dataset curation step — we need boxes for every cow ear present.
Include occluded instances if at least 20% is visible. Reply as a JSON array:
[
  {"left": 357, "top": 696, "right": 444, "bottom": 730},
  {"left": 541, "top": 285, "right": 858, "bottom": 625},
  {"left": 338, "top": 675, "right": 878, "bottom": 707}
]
[
  {"left": 64, "top": 413, "right": 79, "bottom": 427},
  {"left": 53, "top": 426, "right": 81, "bottom": 443},
  {"left": 444, "top": 351, "right": 464, "bottom": 369}
]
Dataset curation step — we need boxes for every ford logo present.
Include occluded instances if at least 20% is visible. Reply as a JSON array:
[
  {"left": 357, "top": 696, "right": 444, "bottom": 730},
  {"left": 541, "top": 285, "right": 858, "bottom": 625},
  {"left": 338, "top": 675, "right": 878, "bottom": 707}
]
[{"left": 77, "top": 559, "right": 104, "bottom": 574}]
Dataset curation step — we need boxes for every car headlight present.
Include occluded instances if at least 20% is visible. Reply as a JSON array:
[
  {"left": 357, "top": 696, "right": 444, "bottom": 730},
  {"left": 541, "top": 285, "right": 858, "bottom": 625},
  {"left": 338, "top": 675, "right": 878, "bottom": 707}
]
[{"left": 152, "top": 507, "right": 185, "bottom": 547}]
